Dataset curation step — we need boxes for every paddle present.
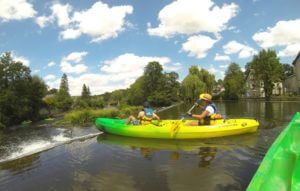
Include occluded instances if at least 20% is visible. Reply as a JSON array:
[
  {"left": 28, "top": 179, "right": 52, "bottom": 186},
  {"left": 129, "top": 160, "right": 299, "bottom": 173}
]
[{"left": 170, "top": 103, "right": 198, "bottom": 137}]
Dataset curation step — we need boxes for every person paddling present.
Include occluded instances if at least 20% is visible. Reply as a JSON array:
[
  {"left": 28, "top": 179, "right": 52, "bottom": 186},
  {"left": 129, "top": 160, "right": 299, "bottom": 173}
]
[
  {"left": 187, "top": 93, "right": 222, "bottom": 125},
  {"left": 127, "top": 101, "right": 160, "bottom": 125}
]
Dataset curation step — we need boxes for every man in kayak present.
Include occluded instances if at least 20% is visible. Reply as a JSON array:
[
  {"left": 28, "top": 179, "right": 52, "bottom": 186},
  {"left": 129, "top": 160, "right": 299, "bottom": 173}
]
[
  {"left": 187, "top": 93, "right": 222, "bottom": 125},
  {"left": 127, "top": 101, "right": 160, "bottom": 125}
]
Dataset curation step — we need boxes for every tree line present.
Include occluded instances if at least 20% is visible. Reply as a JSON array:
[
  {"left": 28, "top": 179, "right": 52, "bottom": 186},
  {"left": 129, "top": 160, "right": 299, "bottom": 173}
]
[{"left": 0, "top": 49, "right": 294, "bottom": 128}]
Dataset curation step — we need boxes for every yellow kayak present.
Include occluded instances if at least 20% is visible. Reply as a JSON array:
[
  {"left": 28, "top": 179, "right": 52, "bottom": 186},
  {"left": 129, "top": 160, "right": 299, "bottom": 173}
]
[{"left": 95, "top": 118, "right": 259, "bottom": 139}]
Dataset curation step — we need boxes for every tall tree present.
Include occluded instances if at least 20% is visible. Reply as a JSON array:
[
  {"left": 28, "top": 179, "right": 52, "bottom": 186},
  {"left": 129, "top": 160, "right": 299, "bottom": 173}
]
[
  {"left": 248, "top": 49, "right": 283, "bottom": 100},
  {"left": 223, "top": 63, "right": 245, "bottom": 100},
  {"left": 0, "top": 52, "right": 47, "bottom": 127},
  {"left": 143, "top": 61, "right": 164, "bottom": 97},
  {"left": 56, "top": 73, "right": 72, "bottom": 111},
  {"left": 282, "top": 63, "right": 294, "bottom": 80},
  {"left": 81, "top": 84, "right": 91, "bottom": 99},
  {"left": 180, "top": 74, "right": 206, "bottom": 102}
]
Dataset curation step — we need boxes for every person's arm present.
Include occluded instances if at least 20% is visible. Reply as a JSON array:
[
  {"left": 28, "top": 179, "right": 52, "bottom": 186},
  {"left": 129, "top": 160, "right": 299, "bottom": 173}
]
[
  {"left": 137, "top": 111, "right": 144, "bottom": 120},
  {"left": 191, "top": 110, "right": 209, "bottom": 120},
  {"left": 153, "top": 113, "right": 160, "bottom": 121}
]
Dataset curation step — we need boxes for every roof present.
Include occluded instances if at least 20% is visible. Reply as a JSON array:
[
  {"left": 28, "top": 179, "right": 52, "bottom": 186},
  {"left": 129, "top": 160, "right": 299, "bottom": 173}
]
[{"left": 292, "top": 52, "right": 300, "bottom": 66}]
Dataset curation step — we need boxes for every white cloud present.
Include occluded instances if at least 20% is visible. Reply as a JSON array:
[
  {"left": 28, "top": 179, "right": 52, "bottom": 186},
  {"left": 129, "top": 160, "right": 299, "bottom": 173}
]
[
  {"left": 164, "top": 62, "right": 182, "bottom": 72},
  {"left": 0, "top": 0, "right": 37, "bottom": 21},
  {"left": 37, "top": 2, "right": 133, "bottom": 42},
  {"left": 48, "top": 61, "right": 56, "bottom": 67},
  {"left": 47, "top": 53, "right": 178, "bottom": 96},
  {"left": 215, "top": 53, "right": 230, "bottom": 61},
  {"left": 181, "top": 35, "right": 218, "bottom": 59},
  {"left": 60, "top": 61, "right": 88, "bottom": 74},
  {"left": 44, "top": 74, "right": 56, "bottom": 81},
  {"left": 253, "top": 19, "right": 300, "bottom": 57},
  {"left": 12, "top": 54, "right": 30, "bottom": 66},
  {"left": 64, "top": 52, "right": 88, "bottom": 63},
  {"left": 36, "top": 16, "right": 52, "bottom": 28},
  {"left": 60, "top": 52, "right": 88, "bottom": 74},
  {"left": 279, "top": 44, "right": 300, "bottom": 57},
  {"left": 60, "top": 28, "right": 81, "bottom": 40},
  {"left": 223, "top": 41, "right": 257, "bottom": 58},
  {"left": 208, "top": 65, "right": 217, "bottom": 74},
  {"left": 33, "top": 69, "right": 40, "bottom": 73},
  {"left": 51, "top": 3, "right": 72, "bottom": 27},
  {"left": 220, "top": 64, "right": 229, "bottom": 69},
  {"left": 101, "top": 53, "right": 170, "bottom": 74},
  {"left": 148, "top": 0, "right": 238, "bottom": 38}
]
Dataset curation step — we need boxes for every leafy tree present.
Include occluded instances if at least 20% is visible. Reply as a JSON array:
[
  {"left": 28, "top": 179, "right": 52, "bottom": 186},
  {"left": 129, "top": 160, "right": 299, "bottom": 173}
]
[
  {"left": 180, "top": 74, "right": 206, "bottom": 102},
  {"left": 223, "top": 63, "right": 245, "bottom": 100},
  {"left": 143, "top": 61, "right": 164, "bottom": 97},
  {"left": 81, "top": 84, "right": 91, "bottom": 99},
  {"left": 282, "top": 63, "right": 294, "bottom": 80},
  {"left": 28, "top": 76, "right": 48, "bottom": 121},
  {"left": 47, "top": 88, "right": 58, "bottom": 95},
  {"left": 127, "top": 76, "right": 146, "bottom": 105},
  {"left": 248, "top": 49, "right": 283, "bottom": 100},
  {"left": 0, "top": 52, "right": 47, "bottom": 127},
  {"left": 198, "top": 69, "right": 216, "bottom": 93},
  {"left": 180, "top": 65, "right": 216, "bottom": 102},
  {"left": 56, "top": 73, "right": 72, "bottom": 111}
]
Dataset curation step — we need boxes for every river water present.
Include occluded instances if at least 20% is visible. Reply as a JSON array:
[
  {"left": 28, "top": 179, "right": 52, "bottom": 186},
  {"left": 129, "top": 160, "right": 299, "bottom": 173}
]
[{"left": 0, "top": 100, "right": 299, "bottom": 191}]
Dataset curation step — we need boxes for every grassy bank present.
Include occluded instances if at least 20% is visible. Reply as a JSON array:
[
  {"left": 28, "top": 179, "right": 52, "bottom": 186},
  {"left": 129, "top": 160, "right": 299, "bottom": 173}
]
[{"left": 62, "top": 105, "right": 143, "bottom": 125}]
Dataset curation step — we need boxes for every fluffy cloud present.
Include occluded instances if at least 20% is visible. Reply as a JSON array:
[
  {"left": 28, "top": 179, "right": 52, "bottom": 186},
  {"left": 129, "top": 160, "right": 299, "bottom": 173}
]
[
  {"left": 48, "top": 61, "right": 56, "bottom": 67},
  {"left": 37, "top": 2, "right": 133, "bottom": 42},
  {"left": 0, "top": 0, "right": 37, "bottom": 21},
  {"left": 181, "top": 35, "right": 218, "bottom": 59},
  {"left": 60, "top": 52, "right": 88, "bottom": 74},
  {"left": 279, "top": 44, "right": 300, "bottom": 57},
  {"left": 223, "top": 41, "right": 257, "bottom": 58},
  {"left": 44, "top": 74, "right": 56, "bottom": 81},
  {"left": 148, "top": 0, "right": 238, "bottom": 38},
  {"left": 215, "top": 53, "right": 230, "bottom": 61},
  {"left": 101, "top": 53, "right": 170, "bottom": 75},
  {"left": 164, "top": 62, "right": 182, "bottom": 72},
  {"left": 12, "top": 54, "right": 30, "bottom": 66},
  {"left": 47, "top": 53, "right": 176, "bottom": 96},
  {"left": 253, "top": 19, "right": 300, "bottom": 57}
]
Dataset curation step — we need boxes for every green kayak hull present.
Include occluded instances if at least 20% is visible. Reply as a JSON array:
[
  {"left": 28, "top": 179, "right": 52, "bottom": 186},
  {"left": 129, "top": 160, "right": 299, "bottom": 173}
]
[{"left": 247, "top": 112, "right": 300, "bottom": 191}]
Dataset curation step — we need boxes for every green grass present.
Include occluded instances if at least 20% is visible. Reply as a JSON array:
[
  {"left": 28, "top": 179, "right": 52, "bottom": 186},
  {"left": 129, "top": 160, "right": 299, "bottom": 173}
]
[{"left": 62, "top": 106, "right": 143, "bottom": 125}]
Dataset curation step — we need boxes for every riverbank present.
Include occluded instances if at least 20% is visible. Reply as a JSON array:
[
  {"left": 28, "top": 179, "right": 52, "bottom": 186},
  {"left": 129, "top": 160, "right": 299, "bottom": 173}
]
[
  {"left": 239, "top": 95, "right": 300, "bottom": 102},
  {"left": 59, "top": 102, "right": 182, "bottom": 126}
]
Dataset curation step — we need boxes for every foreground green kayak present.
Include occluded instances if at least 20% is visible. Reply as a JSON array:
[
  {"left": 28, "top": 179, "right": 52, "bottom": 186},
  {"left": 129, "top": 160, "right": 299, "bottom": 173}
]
[
  {"left": 95, "top": 118, "right": 259, "bottom": 139},
  {"left": 247, "top": 112, "right": 300, "bottom": 191}
]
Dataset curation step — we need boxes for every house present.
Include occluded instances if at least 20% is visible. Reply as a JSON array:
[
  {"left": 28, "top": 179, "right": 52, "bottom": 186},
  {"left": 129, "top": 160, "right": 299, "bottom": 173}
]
[
  {"left": 283, "top": 52, "right": 300, "bottom": 95},
  {"left": 244, "top": 70, "right": 283, "bottom": 98}
]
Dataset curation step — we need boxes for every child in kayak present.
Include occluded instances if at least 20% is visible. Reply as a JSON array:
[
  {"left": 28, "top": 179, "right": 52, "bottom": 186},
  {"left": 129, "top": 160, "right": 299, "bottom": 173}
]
[
  {"left": 127, "top": 101, "right": 160, "bottom": 125},
  {"left": 187, "top": 93, "right": 222, "bottom": 125}
]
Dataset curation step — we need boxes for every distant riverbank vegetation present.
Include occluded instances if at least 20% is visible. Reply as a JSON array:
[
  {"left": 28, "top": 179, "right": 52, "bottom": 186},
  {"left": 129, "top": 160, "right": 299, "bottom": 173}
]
[{"left": 0, "top": 49, "right": 296, "bottom": 128}]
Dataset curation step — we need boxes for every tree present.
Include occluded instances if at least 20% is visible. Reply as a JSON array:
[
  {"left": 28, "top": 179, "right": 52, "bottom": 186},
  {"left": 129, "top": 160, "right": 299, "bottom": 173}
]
[
  {"left": 248, "top": 49, "right": 283, "bottom": 100},
  {"left": 81, "top": 84, "right": 91, "bottom": 99},
  {"left": 282, "top": 63, "right": 294, "bottom": 80},
  {"left": 223, "top": 63, "right": 245, "bottom": 100},
  {"left": 198, "top": 68, "right": 216, "bottom": 93},
  {"left": 180, "top": 74, "right": 206, "bottom": 102},
  {"left": 143, "top": 61, "right": 164, "bottom": 97},
  {"left": 127, "top": 76, "right": 146, "bottom": 105},
  {"left": 0, "top": 52, "right": 47, "bottom": 127},
  {"left": 56, "top": 73, "right": 73, "bottom": 111}
]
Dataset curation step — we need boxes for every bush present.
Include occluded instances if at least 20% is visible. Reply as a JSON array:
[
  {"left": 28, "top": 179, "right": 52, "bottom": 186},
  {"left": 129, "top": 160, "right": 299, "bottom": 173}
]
[
  {"left": 63, "top": 108, "right": 120, "bottom": 125},
  {"left": 62, "top": 105, "right": 143, "bottom": 125},
  {"left": 0, "top": 122, "right": 5, "bottom": 130}
]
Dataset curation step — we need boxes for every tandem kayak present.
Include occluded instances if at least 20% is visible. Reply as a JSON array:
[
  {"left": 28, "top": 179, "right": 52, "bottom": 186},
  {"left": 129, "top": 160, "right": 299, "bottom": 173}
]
[
  {"left": 95, "top": 118, "right": 259, "bottom": 139},
  {"left": 247, "top": 112, "right": 300, "bottom": 191}
]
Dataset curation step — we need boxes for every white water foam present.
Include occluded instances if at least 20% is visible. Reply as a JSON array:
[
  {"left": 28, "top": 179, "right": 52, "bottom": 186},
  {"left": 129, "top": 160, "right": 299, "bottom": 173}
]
[{"left": 0, "top": 132, "right": 102, "bottom": 163}]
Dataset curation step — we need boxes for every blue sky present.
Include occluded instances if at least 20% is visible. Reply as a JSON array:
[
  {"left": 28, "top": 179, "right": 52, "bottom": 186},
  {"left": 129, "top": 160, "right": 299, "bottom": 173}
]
[{"left": 0, "top": 0, "right": 299, "bottom": 95}]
